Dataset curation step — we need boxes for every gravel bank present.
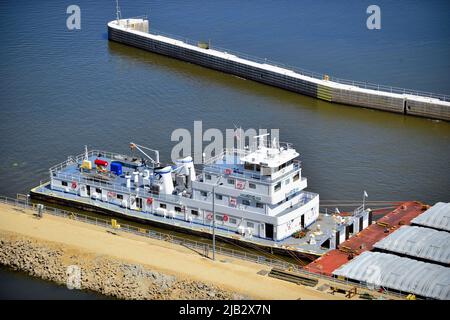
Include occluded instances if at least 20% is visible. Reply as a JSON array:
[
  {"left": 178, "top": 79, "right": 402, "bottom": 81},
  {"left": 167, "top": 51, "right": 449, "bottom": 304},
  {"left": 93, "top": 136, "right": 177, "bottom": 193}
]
[{"left": 0, "top": 233, "right": 248, "bottom": 300}]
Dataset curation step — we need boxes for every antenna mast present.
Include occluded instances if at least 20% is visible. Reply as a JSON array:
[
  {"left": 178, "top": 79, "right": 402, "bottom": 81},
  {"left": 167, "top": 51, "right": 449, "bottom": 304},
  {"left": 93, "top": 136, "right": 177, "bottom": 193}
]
[{"left": 115, "top": 0, "right": 122, "bottom": 23}]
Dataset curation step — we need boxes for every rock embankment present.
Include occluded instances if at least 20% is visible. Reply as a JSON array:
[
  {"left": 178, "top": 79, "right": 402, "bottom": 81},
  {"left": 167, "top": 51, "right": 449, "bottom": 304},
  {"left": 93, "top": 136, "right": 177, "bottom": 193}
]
[{"left": 0, "top": 233, "right": 248, "bottom": 300}]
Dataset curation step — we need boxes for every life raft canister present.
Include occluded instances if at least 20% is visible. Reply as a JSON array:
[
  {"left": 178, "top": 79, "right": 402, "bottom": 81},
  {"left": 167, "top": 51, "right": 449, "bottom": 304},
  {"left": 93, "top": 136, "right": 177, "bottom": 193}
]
[
  {"left": 71, "top": 181, "right": 77, "bottom": 189},
  {"left": 146, "top": 197, "right": 153, "bottom": 205},
  {"left": 94, "top": 159, "right": 108, "bottom": 167}
]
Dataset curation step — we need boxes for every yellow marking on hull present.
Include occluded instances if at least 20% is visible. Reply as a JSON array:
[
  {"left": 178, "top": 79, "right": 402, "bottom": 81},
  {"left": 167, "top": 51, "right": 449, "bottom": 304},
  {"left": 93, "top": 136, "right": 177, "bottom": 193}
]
[{"left": 317, "top": 84, "right": 332, "bottom": 102}]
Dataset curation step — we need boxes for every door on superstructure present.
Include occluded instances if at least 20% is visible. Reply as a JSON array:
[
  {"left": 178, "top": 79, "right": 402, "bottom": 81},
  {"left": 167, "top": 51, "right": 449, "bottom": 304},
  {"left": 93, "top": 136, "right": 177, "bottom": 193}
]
[
  {"left": 301, "top": 214, "right": 305, "bottom": 229},
  {"left": 136, "top": 197, "right": 143, "bottom": 210},
  {"left": 259, "top": 224, "right": 265, "bottom": 238},
  {"left": 265, "top": 223, "right": 274, "bottom": 239},
  {"left": 86, "top": 185, "right": 91, "bottom": 196}
]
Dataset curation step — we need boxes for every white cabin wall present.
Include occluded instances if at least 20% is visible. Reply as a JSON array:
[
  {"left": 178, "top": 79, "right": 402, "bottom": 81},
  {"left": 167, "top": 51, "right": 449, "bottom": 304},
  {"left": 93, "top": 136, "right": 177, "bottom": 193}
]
[{"left": 269, "top": 176, "right": 307, "bottom": 205}]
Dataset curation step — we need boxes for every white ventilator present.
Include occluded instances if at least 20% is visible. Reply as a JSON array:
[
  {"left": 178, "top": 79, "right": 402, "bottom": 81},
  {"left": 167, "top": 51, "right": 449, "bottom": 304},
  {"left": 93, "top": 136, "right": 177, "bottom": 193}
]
[
  {"left": 143, "top": 169, "right": 151, "bottom": 185},
  {"left": 133, "top": 171, "right": 139, "bottom": 186},
  {"left": 175, "top": 156, "right": 196, "bottom": 182},
  {"left": 155, "top": 166, "right": 174, "bottom": 195},
  {"left": 125, "top": 175, "right": 131, "bottom": 189}
]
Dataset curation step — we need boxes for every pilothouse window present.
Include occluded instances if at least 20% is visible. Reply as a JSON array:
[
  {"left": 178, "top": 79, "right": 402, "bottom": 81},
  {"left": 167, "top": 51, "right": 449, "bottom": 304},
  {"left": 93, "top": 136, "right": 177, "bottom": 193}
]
[
  {"left": 278, "top": 160, "right": 293, "bottom": 171},
  {"left": 274, "top": 182, "right": 281, "bottom": 192},
  {"left": 244, "top": 162, "right": 254, "bottom": 171}
]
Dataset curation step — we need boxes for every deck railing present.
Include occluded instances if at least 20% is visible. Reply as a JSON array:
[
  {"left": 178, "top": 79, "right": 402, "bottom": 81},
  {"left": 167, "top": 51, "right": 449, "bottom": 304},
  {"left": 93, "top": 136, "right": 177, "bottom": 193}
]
[{"left": 49, "top": 149, "right": 129, "bottom": 174}]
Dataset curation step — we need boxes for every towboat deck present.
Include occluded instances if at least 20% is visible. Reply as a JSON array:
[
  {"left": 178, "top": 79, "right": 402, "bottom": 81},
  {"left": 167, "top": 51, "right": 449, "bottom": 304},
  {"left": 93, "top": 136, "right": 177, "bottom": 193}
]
[
  {"left": 32, "top": 180, "right": 342, "bottom": 258},
  {"left": 32, "top": 148, "right": 368, "bottom": 258}
]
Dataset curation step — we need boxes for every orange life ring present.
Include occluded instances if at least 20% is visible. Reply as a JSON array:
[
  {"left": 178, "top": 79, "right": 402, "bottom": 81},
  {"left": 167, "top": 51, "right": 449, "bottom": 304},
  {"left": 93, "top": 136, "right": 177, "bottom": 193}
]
[
  {"left": 223, "top": 214, "right": 229, "bottom": 222},
  {"left": 146, "top": 197, "right": 153, "bottom": 205},
  {"left": 71, "top": 181, "right": 77, "bottom": 189}
]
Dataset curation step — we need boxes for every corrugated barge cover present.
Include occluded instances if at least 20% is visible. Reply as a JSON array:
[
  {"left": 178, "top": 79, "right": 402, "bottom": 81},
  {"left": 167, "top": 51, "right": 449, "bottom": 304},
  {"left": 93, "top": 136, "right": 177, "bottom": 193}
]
[
  {"left": 411, "top": 202, "right": 450, "bottom": 232},
  {"left": 332, "top": 252, "right": 450, "bottom": 300},
  {"left": 304, "top": 202, "right": 425, "bottom": 276},
  {"left": 373, "top": 225, "right": 450, "bottom": 264}
]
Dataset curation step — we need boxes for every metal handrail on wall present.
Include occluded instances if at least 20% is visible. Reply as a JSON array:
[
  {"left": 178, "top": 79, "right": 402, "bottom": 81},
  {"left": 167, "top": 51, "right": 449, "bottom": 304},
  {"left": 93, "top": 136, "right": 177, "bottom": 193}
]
[
  {"left": 138, "top": 27, "right": 450, "bottom": 102},
  {"left": 0, "top": 195, "right": 408, "bottom": 299}
]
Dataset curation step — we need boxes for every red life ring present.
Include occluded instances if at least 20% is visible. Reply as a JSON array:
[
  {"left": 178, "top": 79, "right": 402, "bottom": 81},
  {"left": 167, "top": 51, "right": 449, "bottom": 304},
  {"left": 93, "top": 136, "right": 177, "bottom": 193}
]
[
  {"left": 207, "top": 213, "right": 213, "bottom": 221},
  {"left": 223, "top": 214, "right": 229, "bottom": 222},
  {"left": 71, "top": 181, "right": 77, "bottom": 189},
  {"left": 146, "top": 197, "right": 153, "bottom": 205}
]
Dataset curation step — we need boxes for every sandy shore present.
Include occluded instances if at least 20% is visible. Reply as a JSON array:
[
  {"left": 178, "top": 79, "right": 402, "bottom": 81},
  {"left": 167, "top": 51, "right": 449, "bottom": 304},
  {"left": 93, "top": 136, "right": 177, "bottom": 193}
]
[{"left": 0, "top": 203, "right": 342, "bottom": 300}]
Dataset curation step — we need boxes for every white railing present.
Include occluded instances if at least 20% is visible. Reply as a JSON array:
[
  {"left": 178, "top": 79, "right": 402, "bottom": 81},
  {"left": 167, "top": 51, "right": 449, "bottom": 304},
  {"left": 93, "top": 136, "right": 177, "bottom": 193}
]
[
  {"left": 141, "top": 27, "right": 450, "bottom": 102},
  {"left": 52, "top": 172, "right": 185, "bottom": 206},
  {"left": 49, "top": 149, "right": 130, "bottom": 174}
]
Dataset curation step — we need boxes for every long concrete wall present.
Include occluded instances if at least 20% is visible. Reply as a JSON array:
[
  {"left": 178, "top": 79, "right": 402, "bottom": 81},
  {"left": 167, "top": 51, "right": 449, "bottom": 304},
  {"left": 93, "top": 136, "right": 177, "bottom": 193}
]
[{"left": 108, "top": 19, "right": 450, "bottom": 121}]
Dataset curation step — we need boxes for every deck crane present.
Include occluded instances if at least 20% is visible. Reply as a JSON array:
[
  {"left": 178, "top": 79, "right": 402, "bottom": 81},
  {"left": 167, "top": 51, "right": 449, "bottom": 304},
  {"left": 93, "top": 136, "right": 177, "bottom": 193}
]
[{"left": 129, "top": 142, "right": 160, "bottom": 167}]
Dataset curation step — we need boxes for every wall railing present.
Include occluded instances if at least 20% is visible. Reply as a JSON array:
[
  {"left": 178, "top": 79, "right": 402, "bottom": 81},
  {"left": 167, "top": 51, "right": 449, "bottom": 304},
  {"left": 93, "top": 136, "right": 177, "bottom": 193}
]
[{"left": 116, "top": 23, "right": 450, "bottom": 102}]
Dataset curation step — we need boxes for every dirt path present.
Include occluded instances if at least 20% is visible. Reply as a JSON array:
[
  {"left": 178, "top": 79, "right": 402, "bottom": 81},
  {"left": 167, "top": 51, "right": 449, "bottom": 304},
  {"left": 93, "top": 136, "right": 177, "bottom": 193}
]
[{"left": 0, "top": 203, "right": 341, "bottom": 300}]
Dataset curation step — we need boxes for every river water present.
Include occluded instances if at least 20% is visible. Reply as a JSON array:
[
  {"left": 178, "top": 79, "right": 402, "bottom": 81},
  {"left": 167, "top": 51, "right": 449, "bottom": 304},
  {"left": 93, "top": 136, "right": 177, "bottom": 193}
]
[{"left": 0, "top": 0, "right": 449, "bottom": 298}]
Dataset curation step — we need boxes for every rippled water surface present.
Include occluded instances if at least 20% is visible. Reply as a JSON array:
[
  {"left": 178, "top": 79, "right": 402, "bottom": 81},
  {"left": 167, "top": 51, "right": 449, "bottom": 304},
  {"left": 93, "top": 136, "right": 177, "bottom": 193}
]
[{"left": 0, "top": 0, "right": 449, "bottom": 298}]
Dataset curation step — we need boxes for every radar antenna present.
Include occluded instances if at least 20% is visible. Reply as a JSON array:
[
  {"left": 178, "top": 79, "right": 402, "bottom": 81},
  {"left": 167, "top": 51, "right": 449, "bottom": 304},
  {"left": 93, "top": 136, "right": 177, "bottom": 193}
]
[{"left": 253, "top": 133, "right": 269, "bottom": 149}]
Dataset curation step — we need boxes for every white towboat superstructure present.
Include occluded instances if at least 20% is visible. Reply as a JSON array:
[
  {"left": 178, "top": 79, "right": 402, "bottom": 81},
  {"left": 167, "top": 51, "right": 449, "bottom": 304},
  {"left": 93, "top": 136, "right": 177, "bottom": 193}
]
[{"left": 31, "top": 133, "right": 371, "bottom": 258}]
